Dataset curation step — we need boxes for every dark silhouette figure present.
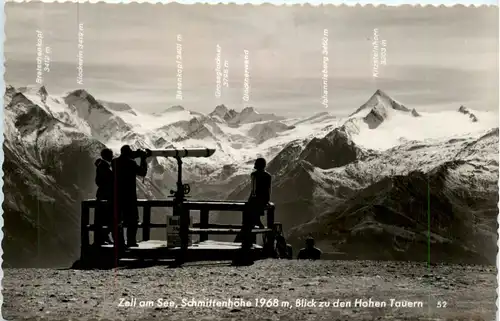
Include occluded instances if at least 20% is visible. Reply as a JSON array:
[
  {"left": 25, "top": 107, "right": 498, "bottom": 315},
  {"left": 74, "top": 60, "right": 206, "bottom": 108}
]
[
  {"left": 112, "top": 145, "right": 148, "bottom": 248},
  {"left": 248, "top": 157, "right": 272, "bottom": 227},
  {"left": 276, "top": 235, "right": 293, "bottom": 259},
  {"left": 233, "top": 158, "right": 273, "bottom": 266},
  {"left": 297, "top": 237, "right": 322, "bottom": 260},
  {"left": 94, "top": 148, "right": 114, "bottom": 245},
  {"left": 241, "top": 158, "right": 272, "bottom": 247}
]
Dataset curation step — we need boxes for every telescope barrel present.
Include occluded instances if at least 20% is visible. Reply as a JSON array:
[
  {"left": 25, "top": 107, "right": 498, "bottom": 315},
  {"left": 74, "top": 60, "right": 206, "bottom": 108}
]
[{"left": 149, "top": 148, "right": 215, "bottom": 158}]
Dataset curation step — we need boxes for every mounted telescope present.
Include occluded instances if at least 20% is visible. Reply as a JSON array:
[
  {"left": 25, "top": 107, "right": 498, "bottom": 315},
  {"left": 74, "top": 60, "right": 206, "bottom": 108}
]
[
  {"left": 149, "top": 148, "right": 215, "bottom": 159},
  {"left": 148, "top": 148, "right": 216, "bottom": 201}
]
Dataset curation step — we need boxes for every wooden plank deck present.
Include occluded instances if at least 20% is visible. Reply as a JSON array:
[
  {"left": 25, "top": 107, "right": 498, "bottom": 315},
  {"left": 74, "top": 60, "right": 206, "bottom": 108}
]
[
  {"left": 189, "top": 228, "right": 272, "bottom": 235},
  {"left": 93, "top": 240, "right": 264, "bottom": 263},
  {"left": 99, "top": 240, "right": 168, "bottom": 250},
  {"left": 188, "top": 240, "right": 263, "bottom": 250},
  {"left": 99, "top": 240, "right": 262, "bottom": 251}
]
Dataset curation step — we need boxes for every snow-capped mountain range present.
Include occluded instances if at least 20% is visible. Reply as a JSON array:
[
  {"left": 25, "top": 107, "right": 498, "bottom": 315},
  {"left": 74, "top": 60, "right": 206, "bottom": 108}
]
[
  {"left": 3, "top": 84, "right": 498, "bottom": 266},
  {"left": 9, "top": 86, "right": 496, "bottom": 176}
]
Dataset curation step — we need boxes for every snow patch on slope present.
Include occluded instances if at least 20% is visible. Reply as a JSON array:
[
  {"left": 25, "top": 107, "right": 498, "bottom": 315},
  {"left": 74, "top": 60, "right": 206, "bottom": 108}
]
[{"left": 337, "top": 90, "right": 497, "bottom": 151}]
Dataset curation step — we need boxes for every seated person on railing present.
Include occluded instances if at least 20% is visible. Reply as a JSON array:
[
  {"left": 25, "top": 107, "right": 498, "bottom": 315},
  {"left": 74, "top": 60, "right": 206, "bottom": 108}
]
[
  {"left": 240, "top": 157, "right": 272, "bottom": 247},
  {"left": 112, "top": 145, "right": 151, "bottom": 248},
  {"left": 248, "top": 157, "right": 272, "bottom": 227},
  {"left": 94, "top": 148, "right": 114, "bottom": 245}
]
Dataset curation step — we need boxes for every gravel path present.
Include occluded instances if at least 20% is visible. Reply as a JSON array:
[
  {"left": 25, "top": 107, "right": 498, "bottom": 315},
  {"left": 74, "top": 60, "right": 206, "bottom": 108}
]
[{"left": 2, "top": 260, "right": 496, "bottom": 321}]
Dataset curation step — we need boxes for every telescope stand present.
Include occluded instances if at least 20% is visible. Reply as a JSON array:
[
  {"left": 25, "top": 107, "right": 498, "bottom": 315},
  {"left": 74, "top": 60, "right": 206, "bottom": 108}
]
[{"left": 170, "top": 157, "right": 190, "bottom": 266}]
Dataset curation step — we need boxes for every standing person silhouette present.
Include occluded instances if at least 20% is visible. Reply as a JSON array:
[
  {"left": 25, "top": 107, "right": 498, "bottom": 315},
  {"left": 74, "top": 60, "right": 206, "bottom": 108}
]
[
  {"left": 94, "top": 148, "right": 114, "bottom": 245},
  {"left": 112, "top": 145, "right": 149, "bottom": 249}
]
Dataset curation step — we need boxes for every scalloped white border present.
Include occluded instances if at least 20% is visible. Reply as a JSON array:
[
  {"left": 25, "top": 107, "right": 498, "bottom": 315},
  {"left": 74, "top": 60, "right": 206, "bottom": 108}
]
[
  {"left": 2, "top": 0, "right": 499, "bottom": 5},
  {"left": 0, "top": 1, "right": 498, "bottom": 321},
  {"left": 0, "top": 0, "right": 5, "bottom": 317}
]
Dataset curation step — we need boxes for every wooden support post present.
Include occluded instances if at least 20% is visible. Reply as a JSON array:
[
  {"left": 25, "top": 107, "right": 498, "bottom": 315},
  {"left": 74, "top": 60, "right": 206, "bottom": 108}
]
[
  {"left": 80, "top": 202, "right": 90, "bottom": 261},
  {"left": 143, "top": 205, "right": 151, "bottom": 241},
  {"left": 199, "top": 209, "right": 209, "bottom": 242},
  {"left": 177, "top": 205, "right": 190, "bottom": 264},
  {"left": 180, "top": 207, "right": 190, "bottom": 249},
  {"left": 264, "top": 205, "right": 276, "bottom": 257},
  {"left": 267, "top": 205, "right": 275, "bottom": 229}
]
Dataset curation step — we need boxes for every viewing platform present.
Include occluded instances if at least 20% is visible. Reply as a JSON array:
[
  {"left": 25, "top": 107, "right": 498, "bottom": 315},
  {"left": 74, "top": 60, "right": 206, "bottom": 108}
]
[{"left": 79, "top": 198, "right": 281, "bottom": 268}]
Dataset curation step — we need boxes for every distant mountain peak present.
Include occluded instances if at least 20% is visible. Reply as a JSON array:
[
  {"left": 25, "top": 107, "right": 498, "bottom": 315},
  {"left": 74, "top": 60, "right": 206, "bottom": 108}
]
[
  {"left": 299, "top": 126, "right": 365, "bottom": 169},
  {"left": 211, "top": 104, "right": 236, "bottom": 115},
  {"left": 65, "top": 89, "right": 102, "bottom": 108},
  {"left": 458, "top": 105, "right": 469, "bottom": 114},
  {"left": 209, "top": 104, "right": 238, "bottom": 122},
  {"left": 241, "top": 106, "right": 257, "bottom": 114},
  {"left": 209, "top": 104, "right": 284, "bottom": 125},
  {"left": 64, "top": 89, "right": 111, "bottom": 116},
  {"left": 17, "top": 84, "right": 48, "bottom": 98},
  {"left": 347, "top": 90, "right": 421, "bottom": 130},
  {"left": 213, "top": 104, "right": 229, "bottom": 113},
  {"left": 66, "top": 89, "right": 89, "bottom": 97},
  {"left": 5, "top": 88, "right": 59, "bottom": 136},
  {"left": 225, "top": 106, "right": 284, "bottom": 125},
  {"left": 38, "top": 85, "right": 48, "bottom": 96},
  {"left": 365, "top": 89, "right": 394, "bottom": 108},
  {"left": 98, "top": 100, "right": 137, "bottom": 116},
  {"left": 5, "top": 85, "right": 17, "bottom": 101},
  {"left": 350, "top": 89, "right": 411, "bottom": 118},
  {"left": 38, "top": 86, "right": 48, "bottom": 103},
  {"left": 457, "top": 105, "right": 478, "bottom": 122},
  {"left": 373, "top": 89, "right": 389, "bottom": 98},
  {"left": 165, "top": 105, "right": 185, "bottom": 112}
]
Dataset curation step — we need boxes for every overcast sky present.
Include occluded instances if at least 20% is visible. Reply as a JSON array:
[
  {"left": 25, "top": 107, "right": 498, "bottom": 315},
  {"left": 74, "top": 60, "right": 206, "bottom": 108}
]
[{"left": 5, "top": 3, "right": 498, "bottom": 117}]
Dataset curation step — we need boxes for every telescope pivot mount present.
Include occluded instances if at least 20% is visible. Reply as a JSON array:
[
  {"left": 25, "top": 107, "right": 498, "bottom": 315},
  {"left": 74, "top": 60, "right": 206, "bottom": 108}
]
[{"left": 148, "top": 148, "right": 216, "bottom": 202}]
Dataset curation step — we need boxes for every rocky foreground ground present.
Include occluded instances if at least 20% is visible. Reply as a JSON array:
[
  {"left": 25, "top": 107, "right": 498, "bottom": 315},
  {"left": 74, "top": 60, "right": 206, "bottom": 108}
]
[{"left": 2, "top": 260, "right": 497, "bottom": 321}]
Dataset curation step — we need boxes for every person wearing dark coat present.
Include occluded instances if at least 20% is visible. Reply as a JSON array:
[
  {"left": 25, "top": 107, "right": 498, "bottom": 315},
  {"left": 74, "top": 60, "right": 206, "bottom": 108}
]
[
  {"left": 248, "top": 157, "right": 272, "bottom": 227},
  {"left": 94, "top": 148, "right": 114, "bottom": 245},
  {"left": 112, "top": 145, "right": 148, "bottom": 248},
  {"left": 241, "top": 158, "right": 272, "bottom": 247},
  {"left": 297, "top": 237, "right": 322, "bottom": 260},
  {"left": 233, "top": 158, "right": 273, "bottom": 266}
]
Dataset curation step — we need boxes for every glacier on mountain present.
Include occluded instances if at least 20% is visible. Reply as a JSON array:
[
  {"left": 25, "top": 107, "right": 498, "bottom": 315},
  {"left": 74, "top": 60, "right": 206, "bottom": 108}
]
[{"left": 3, "top": 84, "right": 498, "bottom": 266}]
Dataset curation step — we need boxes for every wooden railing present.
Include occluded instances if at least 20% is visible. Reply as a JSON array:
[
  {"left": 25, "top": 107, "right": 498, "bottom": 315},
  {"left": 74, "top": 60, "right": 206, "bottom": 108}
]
[{"left": 80, "top": 199, "right": 276, "bottom": 262}]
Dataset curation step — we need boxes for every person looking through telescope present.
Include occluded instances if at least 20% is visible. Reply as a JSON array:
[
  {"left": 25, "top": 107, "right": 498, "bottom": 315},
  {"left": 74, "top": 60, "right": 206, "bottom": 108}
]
[{"left": 112, "top": 145, "right": 151, "bottom": 249}]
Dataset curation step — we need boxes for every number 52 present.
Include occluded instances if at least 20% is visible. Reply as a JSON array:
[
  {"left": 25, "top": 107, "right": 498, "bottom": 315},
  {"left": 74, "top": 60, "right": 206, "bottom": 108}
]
[{"left": 437, "top": 301, "right": 447, "bottom": 308}]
